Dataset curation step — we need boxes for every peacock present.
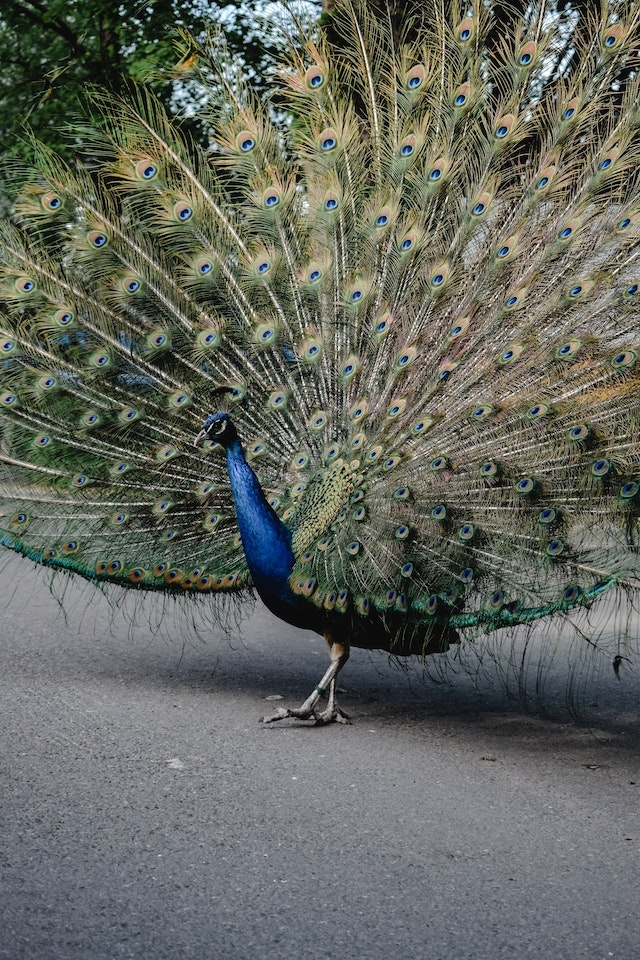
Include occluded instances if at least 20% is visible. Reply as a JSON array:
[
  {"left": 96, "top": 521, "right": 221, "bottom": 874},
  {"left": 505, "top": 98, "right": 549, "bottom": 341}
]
[{"left": 0, "top": 0, "right": 639, "bottom": 724}]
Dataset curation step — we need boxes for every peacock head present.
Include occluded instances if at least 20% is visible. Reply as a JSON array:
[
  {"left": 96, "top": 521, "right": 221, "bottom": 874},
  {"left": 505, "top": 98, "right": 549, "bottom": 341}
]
[{"left": 195, "top": 412, "right": 238, "bottom": 448}]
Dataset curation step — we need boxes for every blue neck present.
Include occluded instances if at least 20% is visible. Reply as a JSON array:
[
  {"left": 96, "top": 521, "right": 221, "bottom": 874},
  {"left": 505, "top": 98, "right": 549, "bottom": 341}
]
[{"left": 225, "top": 438, "right": 296, "bottom": 607}]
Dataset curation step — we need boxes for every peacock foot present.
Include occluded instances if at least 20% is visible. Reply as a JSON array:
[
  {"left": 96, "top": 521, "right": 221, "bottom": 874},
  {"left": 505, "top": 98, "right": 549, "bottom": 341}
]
[
  {"left": 262, "top": 637, "right": 351, "bottom": 725},
  {"left": 261, "top": 701, "right": 350, "bottom": 725},
  {"left": 261, "top": 678, "right": 350, "bottom": 725}
]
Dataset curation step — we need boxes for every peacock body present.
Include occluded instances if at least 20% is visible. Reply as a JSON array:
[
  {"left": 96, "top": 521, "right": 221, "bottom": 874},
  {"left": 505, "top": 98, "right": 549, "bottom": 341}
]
[{"left": 0, "top": 0, "right": 639, "bottom": 722}]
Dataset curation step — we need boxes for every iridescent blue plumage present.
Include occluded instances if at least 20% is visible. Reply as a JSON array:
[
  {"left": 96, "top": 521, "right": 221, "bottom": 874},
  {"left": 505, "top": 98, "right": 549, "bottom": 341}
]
[{"left": 198, "top": 413, "right": 301, "bottom": 625}]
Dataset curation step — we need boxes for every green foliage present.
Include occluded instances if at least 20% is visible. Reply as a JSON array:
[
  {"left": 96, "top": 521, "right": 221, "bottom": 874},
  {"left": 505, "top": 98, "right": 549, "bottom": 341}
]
[{"left": 0, "top": 0, "right": 321, "bottom": 163}]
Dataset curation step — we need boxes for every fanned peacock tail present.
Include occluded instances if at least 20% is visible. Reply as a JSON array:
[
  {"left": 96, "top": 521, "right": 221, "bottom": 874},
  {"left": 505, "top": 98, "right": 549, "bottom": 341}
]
[{"left": 0, "top": 0, "right": 639, "bottom": 664}]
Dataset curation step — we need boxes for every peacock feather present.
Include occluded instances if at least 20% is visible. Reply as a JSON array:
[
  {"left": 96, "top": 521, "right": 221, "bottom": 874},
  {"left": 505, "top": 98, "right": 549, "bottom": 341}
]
[{"left": 0, "top": 0, "right": 639, "bottom": 722}]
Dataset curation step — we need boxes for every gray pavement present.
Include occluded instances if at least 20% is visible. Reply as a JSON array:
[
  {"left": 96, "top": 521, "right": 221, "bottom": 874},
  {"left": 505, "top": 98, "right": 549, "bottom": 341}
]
[{"left": 1, "top": 556, "right": 639, "bottom": 960}]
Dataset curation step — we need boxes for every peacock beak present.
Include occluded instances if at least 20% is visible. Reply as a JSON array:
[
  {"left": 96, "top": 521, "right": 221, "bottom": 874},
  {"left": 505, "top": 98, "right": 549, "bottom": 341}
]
[{"left": 194, "top": 429, "right": 207, "bottom": 445}]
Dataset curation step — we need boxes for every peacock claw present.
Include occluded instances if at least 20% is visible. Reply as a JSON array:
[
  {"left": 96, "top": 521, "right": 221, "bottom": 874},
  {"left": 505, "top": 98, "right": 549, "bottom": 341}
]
[{"left": 315, "top": 706, "right": 351, "bottom": 725}]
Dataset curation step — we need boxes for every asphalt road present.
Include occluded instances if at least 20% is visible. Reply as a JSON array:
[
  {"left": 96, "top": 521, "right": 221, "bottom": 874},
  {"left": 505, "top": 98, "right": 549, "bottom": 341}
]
[{"left": 1, "top": 556, "right": 639, "bottom": 960}]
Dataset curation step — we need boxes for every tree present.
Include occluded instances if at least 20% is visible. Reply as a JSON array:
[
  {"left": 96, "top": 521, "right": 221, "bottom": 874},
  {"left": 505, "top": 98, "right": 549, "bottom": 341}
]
[{"left": 0, "top": 0, "right": 319, "bottom": 162}]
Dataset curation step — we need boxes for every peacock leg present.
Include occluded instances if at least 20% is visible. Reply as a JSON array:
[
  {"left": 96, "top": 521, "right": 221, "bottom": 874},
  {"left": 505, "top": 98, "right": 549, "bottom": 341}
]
[{"left": 262, "top": 635, "right": 350, "bottom": 725}]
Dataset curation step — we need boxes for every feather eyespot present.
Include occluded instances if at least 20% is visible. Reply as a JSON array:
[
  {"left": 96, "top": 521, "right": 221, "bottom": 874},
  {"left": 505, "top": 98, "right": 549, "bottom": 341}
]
[
  {"left": 539, "top": 508, "right": 556, "bottom": 524},
  {"left": 517, "top": 42, "right": 536, "bottom": 66},
  {"left": 471, "top": 404, "right": 493, "bottom": 420},
  {"left": 319, "top": 129, "right": 337, "bottom": 151},
  {"left": 457, "top": 17, "right": 474, "bottom": 42},
  {"left": 174, "top": 202, "right": 193, "bottom": 222},
  {"left": 16, "top": 277, "right": 36, "bottom": 293},
  {"left": 197, "top": 329, "right": 220, "bottom": 348},
  {"left": 238, "top": 135, "right": 256, "bottom": 152},
  {"left": 611, "top": 350, "right": 636, "bottom": 368},
  {"left": 89, "top": 351, "right": 111, "bottom": 369},
  {"left": 453, "top": 84, "right": 470, "bottom": 108},
  {"left": 602, "top": 26, "right": 623, "bottom": 50},
  {"left": 504, "top": 287, "right": 526, "bottom": 310},
  {"left": 568, "top": 424, "right": 590, "bottom": 441},
  {"left": 516, "top": 478, "right": 535, "bottom": 494},
  {"left": 527, "top": 403, "right": 550, "bottom": 420},
  {"left": 41, "top": 192, "right": 62, "bottom": 210},
  {"left": 621, "top": 482, "right": 639, "bottom": 500},
  {"left": 323, "top": 192, "right": 340, "bottom": 211},
  {"left": 480, "top": 462, "right": 498, "bottom": 477},
  {"left": 196, "top": 259, "right": 213, "bottom": 275},
  {"left": 405, "top": 65, "right": 425, "bottom": 90},
  {"left": 591, "top": 459, "right": 611, "bottom": 477},
  {"left": 305, "top": 66, "right": 325, "bottom": 89},
  {"left": 460, "top": 568, "right": 474, "bottom": 583},
  {"left": 398, "top": 135, "right": 417, "bottom": 158},
  {"left": 488, "top": 591, "right": 504, "bottom": 610},
  {"left": 556, "top": 340, "right": 582, "bottom": 359},
  {"left": 135, "top": 160, "right": 158, "bottom": 180},
  {"left": 87, "top": 231, "right": 108, "bottom": 248},
  {"left": 54, "top": 309, "right": 74, "bottom": 326},
  {"left": 546, "top": 540, "right": 564, "bottom": 557}
]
